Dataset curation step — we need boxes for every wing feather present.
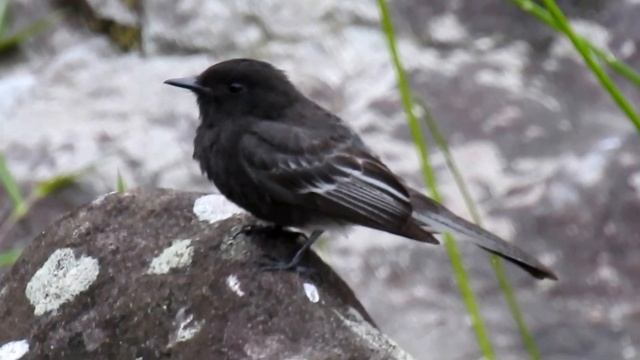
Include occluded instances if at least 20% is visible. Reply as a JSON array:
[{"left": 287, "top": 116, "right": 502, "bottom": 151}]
[{"left": 239, "top": 122, "right": 413, "bottom": 231}]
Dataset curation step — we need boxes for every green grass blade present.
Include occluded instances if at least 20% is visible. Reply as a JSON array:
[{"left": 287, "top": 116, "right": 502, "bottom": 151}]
[
  {"left": 0, "top": 247, "right": 21, "bottom": 267},
  {"left": 415, "top": 101, "right": 541, "bottom": 359},
  {"left": 0, "top": 153, "right": 27, "bottom": 218},
  {"left": 587, "top": 44, "right": 640, "bottom": 89},
  {"left": 33, "top": 172, "right": 81, "bottom": 199},
  {"left": 376, "top": 1, "right": 495, "bottom": 358},
  {"left": 116, "top": 170, "right": 126, "bottom": 193},
  {"left": 0, "top": 0, "right": 9, "bottom": 37},
  {"left": 491, "top": 259, "right": 540, "bottom": 358},
  {"left": 510, "top": 0, "right": 640, "bottom": 88},
  {"left": 414, "top": 102, "right": 481, "bottom": 221},
  {"left": 541, "top": 0, "right": 640, "bottom": 131},
  {"left": 511, "top": 0, "right": 640, "bottom": 131}
]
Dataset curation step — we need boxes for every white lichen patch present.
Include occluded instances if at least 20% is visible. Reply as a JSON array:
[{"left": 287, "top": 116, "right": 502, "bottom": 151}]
[
  {"left": 226, "top": 274, "right": 245, "bottom": 297},
  {"left": 303, "top": 282, "right": 319, "bottom": 303},
  {"left": 91, "top": 191, "right": 117, "bottom": 206},
  {"left": 147, "top": 239, "right": 194, "bottom": 275},
  {"left": 629, "top": 171, "right": 640, "bottom": 196},
  {"left": 25, "top": 248, "right": 99, "bottom": 316},
  {"left": 168, "top": 308, "right": 204, "bottom": 348},
  {"left": 0, "top": 340, "right": 29, "bottom": 360},
  {"left": 243, "top": 335, "right": 287, "bottom": 359},
  {"left": 175, "top": 316, "right": 203, "bottom": 343},
  {"left": 193, "top": 194, "right": 244, "bottom": 223},
  {"left": 335, "top": 308, "right": 415, "bottom": 360}
]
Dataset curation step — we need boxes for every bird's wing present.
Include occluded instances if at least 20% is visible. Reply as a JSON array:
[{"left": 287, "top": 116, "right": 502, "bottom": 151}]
[{"left": 238, "top": 121, "right": 419, "bottom": 234}]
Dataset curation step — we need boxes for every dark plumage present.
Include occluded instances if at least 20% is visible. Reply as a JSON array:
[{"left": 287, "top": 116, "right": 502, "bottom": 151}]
[{"left": 165, "top": 58, "right": 557, "bottom": 280}]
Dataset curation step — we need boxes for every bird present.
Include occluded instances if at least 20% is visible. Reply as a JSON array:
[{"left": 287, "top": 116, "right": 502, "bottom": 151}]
[{"left": 164, "top": 58, "right": 557, "bottom": 280}]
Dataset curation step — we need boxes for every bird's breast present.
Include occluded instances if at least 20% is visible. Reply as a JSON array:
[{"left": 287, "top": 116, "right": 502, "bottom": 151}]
[{"left": 194, "top": 123, "right": 312, "bottom": 227}]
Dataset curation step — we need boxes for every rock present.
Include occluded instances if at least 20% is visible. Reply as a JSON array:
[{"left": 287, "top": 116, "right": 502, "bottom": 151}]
[
  {"left": 0, "top": 189, "right": 412, "bottom": 360},
  {"left": 75, "top": 0, "right": 141, "bottom": 50},
  {"left": 84, "top": 0, "right": 139, "bottom": 27},
  {"left": 140, "top": 0, "right": 378, "bottom": 54}
]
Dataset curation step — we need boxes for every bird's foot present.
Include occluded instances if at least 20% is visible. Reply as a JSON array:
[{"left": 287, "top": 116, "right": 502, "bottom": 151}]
[
  {"left": 257, "top": 254, "right": 316, "bottom": 275},
  {"left": 257, "top": 230, "right": 323, "bottom": 274},
  {"left": 232, "top": 223, "right": 284, "bottom": 240}
]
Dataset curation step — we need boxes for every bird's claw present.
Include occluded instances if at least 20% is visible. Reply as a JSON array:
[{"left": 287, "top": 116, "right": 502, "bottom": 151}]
[
  {"left": 232, "top": 224, "right": 283, "bottom": 240},
  {"left": 257, "top": 256, "right": 315, "bottom": 275}
]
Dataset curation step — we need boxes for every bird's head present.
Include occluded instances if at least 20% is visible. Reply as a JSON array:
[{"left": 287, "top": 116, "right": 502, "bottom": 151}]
[{"left": 164, "top": 59, "right": 301, "bottom": 122}]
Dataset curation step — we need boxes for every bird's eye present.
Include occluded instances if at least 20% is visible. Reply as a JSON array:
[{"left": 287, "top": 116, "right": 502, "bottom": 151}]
[{"left": 228, "top": 82, "right": 246, "bottom": 94}]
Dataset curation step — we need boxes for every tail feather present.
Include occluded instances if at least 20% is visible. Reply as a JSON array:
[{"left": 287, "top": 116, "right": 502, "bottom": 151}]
[
  {"left": 408, "top": 188, "right": 558, "bottom": 280},
  {"left": 399, "top": 219, "right": 440, "bottom": 244}
]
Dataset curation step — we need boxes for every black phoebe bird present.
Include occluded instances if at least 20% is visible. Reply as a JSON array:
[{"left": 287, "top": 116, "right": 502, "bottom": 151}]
[{"left": 165, "top": 58, "right": 557, "bottom": 280}]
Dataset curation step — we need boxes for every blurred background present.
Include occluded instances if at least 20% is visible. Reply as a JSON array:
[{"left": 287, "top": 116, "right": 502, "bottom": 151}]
[{"left": 1, "top": 0, "right": 640, "bottom": 359}]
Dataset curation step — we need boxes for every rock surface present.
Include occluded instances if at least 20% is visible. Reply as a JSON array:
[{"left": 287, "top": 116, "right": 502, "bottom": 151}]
[{"left": 0, "top": 189, "right": 411, "bottom": 360}]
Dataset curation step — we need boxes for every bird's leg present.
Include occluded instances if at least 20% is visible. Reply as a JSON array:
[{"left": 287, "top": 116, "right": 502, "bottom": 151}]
[
  {"left": 232, "top": 223, "right": 284, "bottom": 240},
  {"left": 260, "top": 230, "right": 324, "bottom": 272}
]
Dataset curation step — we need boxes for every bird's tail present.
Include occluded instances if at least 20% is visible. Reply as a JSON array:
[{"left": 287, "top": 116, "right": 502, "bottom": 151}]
[{"left": 407, "top": 188, "right": 557, "bottom": 280}]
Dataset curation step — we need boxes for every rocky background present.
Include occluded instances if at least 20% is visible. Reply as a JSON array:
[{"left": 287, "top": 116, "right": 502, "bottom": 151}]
[{"left": 1, "top": 0, "right": 639, "bottom": 359}]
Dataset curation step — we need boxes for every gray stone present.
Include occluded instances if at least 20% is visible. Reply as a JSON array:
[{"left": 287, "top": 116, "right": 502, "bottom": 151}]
[
  {"left": 0, "top": 189, "right": 412, "bottom": 360},
  {"left": 140, "top": 0, "right": 379, "bottom": 55},
  {"left": 85, "top": 0, "right": 139, "bottom": 27}
]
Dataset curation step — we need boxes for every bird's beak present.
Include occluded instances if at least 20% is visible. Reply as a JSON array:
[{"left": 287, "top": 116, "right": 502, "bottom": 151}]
[{"left": 164, "top": 76, "right": 209, "bottom": 94}]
